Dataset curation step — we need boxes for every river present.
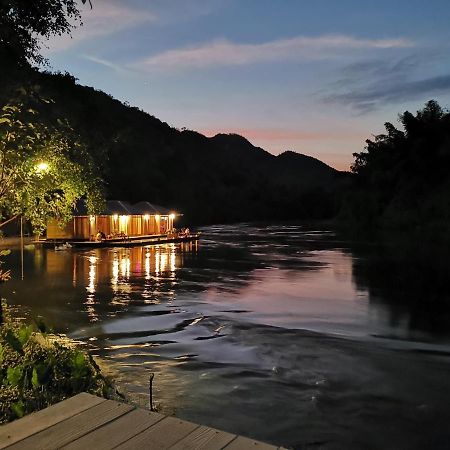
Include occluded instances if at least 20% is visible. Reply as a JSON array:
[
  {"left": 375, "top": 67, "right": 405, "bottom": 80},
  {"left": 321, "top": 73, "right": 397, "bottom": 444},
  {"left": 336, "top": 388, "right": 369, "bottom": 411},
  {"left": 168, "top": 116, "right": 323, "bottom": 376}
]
[{"left": 3, "top": 224, "right": 450, "bottom": 449}]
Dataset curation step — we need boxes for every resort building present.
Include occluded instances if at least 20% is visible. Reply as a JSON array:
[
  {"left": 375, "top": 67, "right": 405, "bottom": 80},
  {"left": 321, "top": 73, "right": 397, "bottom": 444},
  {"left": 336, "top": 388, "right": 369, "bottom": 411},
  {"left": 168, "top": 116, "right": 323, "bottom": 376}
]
[{"left": 46, "top": 200, "right": 179, "bottom": 240}]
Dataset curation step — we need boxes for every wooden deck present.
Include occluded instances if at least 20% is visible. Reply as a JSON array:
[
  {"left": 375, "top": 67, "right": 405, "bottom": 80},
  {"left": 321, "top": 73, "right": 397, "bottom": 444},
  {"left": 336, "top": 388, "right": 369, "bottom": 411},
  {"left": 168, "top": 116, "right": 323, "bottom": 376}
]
[
  {"left": 35, "top": 233, "right": 200, "bottom": 249},
  {"left": 0, "top": 393, "right": 285, "bottom": 450}
]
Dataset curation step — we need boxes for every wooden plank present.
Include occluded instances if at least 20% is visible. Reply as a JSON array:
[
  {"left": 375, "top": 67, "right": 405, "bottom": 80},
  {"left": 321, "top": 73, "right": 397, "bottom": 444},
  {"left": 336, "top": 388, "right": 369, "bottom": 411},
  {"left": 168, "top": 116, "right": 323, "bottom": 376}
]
[
  {"left": 115, "top": 416, "right": 199, "bottom": 450},
  {"left": 7, "top": 399, "right": 134, "bottom": 450},
  {"left": 223, "top": 436, "right": 278, "bottom": 450},
  {"left": 0, "top": 393, "right": 105, "bottom": 449},
  {"left": 61, "top": 408, "right": 165, "bottom": 450},
  {"left": 169, "top": 425, "right": 237, "bottom": 450}
]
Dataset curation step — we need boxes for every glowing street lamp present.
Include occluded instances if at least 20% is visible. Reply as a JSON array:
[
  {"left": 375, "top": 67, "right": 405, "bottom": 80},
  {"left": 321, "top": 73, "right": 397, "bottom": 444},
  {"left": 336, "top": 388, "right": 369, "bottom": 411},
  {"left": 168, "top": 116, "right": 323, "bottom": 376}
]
[{"left": 35, "top": 162, "right": 49, "bottom": 173}]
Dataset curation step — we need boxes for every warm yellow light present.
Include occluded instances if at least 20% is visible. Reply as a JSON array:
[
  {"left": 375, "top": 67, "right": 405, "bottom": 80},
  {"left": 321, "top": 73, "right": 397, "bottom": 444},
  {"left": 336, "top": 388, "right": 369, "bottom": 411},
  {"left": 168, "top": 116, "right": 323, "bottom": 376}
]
[
  {"left": 35, "top": 162, "right": 49, "bottom": 173},
  {"left": 143, "top": 214, "right": 150, "bottom": 220},
  {"left": 113, "top": 214, "right": 118, "bottom": 221},
  {"left": 169, "top": 213, "right": 175, "bottom": 220},
  {"left": 155, "top": 214, "right": 160, "bottom": 221},
  {"left": 89, "top": 215, "right": 95, "bottom": 222}
]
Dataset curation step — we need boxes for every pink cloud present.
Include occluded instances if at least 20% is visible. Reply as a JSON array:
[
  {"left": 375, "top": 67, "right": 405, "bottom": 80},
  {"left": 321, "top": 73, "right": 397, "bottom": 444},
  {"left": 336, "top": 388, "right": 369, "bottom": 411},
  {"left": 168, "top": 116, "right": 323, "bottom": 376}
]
[{"left": 134, "top": 35, "right": 414, "bottom": 71}]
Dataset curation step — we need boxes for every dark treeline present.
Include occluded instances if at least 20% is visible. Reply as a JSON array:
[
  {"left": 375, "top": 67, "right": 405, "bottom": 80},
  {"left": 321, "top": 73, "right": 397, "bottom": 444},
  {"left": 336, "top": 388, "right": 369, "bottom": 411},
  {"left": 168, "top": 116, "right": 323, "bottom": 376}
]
[{"left": 341, "top": 100, "right": 450, "bottom": 235}]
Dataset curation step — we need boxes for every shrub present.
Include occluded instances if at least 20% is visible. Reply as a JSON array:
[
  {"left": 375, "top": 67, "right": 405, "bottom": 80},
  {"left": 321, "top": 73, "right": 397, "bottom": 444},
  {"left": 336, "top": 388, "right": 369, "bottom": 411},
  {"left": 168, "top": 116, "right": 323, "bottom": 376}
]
[{"left": 0, "top": 304, "right": 111, "bottom": 423}]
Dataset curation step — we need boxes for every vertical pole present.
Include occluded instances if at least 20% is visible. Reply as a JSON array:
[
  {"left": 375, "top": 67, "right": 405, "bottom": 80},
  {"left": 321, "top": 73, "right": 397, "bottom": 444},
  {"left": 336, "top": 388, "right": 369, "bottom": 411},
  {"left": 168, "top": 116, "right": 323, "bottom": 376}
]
[
  {"left": 149, "top": 372, "right": 155, "bottom": 411},
  {"left": 20, "top": 216, "right": 24, "bottom": 280}
]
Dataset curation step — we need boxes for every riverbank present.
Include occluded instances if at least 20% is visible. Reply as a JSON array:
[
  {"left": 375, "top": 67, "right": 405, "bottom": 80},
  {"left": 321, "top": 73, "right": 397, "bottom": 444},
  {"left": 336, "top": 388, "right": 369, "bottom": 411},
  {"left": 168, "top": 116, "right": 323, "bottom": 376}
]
[{"left": 0, "top": 304, "right": 113, "bottom": 423}]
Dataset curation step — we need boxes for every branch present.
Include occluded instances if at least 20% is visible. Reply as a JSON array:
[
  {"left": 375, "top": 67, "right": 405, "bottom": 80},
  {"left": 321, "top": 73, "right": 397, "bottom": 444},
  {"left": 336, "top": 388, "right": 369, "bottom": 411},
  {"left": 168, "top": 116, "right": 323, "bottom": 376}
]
[{"left": 0, "top": 214, "right": 20, "bottom": 229}]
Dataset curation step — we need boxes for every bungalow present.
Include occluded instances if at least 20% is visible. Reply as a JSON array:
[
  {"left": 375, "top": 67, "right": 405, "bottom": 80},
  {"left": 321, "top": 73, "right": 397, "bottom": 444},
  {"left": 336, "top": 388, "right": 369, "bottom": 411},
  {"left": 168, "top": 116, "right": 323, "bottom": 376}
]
[{"left": 46, "top": 200, "right": 179, "bottom": 241}]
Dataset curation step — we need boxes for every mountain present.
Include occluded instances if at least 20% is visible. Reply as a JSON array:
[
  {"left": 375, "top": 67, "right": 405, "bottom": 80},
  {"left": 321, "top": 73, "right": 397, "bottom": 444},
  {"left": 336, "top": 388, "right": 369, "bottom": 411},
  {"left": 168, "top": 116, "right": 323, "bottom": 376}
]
[{"left": 0, "top": 67, "right": 345, "bottom": 225}]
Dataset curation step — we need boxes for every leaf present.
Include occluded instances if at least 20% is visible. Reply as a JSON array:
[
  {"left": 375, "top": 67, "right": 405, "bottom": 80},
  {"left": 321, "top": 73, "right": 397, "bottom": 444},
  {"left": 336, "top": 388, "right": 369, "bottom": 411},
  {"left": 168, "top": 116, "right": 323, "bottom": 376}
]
[
  {"left": 0, "top": 118, "right": 11, "bottom": 125},
  {"left": 31, "top": 367, "right": 40, "bottom": 388},
  {"left": 73, "top": 351, "right": 86, "bottom": 370},
  {"left": 18, "top": 326, "right": 32, "bottom": 345},
  {"left": 0, "top": 343, "right": 3, "bottom": 364},
  {"left": 7, "top": 366, "right": 23, "bottom": 386},
  {"left": 11, "top": 401, "right": 25, "bottom": 418},
  {"left": 4, "top": 329, "right": 23, "bottom": 353}
]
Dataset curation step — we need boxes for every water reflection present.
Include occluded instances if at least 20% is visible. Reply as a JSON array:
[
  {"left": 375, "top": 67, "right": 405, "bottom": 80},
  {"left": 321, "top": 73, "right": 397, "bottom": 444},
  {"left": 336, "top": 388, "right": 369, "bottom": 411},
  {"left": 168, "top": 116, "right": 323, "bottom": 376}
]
[
  {"left": 4, "top": 226, "right": 450, "bottom": 449},
  {"left": 349, "top": 236, "right": 450, "bottom": 341},
  {"left": 60, "top": 242, "right": 199, "bottom": 323}
]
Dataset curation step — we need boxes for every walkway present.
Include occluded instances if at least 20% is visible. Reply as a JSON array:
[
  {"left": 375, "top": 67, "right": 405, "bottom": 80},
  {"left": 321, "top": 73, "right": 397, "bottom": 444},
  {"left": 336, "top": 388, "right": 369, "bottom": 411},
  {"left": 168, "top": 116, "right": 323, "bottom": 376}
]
[{"left": 0, "top": 393, "right": 285, "bottom": 449}]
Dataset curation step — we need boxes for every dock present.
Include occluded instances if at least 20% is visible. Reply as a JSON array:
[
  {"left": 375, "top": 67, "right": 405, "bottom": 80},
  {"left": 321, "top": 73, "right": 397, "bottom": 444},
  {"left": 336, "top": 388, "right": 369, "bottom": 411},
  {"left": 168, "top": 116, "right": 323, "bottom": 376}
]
[
  {"left": 35, "top": 233, "right": 200, "bottom": 249},
  {"left": 0, "top": 393, "right": 284, "bottom": 449}
]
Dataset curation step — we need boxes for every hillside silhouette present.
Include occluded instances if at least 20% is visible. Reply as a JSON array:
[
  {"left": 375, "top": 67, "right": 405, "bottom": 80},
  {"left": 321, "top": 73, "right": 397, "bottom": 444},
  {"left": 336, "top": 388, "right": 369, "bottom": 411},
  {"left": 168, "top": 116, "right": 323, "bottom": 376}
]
[{"left": 0, "top": 66, "right": 344, "bottom": 224}]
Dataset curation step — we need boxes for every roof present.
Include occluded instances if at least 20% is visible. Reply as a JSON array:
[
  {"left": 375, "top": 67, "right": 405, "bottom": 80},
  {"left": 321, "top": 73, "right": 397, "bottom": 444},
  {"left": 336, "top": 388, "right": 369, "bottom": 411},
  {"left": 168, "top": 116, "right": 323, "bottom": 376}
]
[
  {"left": 131, "top": 201, "right": 171, "bottom": 215},
  {"left": 74, "top": 200, "right": 174, "bottom": 216}
]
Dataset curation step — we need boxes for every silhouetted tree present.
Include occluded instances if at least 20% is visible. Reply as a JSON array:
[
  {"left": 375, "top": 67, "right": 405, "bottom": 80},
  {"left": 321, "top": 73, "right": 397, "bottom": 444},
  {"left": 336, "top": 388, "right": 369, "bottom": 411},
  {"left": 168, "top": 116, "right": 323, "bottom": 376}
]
[
  {"left": 345, "top": 100, "right": 450, "bottom": 231},
  {"left": 0, "top": 0, "right": 91, "bottom": 66}
]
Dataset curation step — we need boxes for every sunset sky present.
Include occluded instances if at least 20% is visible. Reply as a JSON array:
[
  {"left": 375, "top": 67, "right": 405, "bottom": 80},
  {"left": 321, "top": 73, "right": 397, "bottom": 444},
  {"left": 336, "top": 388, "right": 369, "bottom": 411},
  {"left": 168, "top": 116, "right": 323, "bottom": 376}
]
[{"left": 43, "top": 0, "right": 450, "bottom": 170}]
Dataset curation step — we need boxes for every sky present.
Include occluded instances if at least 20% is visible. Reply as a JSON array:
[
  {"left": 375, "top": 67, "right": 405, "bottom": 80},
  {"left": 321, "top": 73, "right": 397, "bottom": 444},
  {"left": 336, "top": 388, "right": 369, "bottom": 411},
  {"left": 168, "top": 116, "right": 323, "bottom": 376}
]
[{"left": 42, "top": 0, "right": 450, "bottom": 170}]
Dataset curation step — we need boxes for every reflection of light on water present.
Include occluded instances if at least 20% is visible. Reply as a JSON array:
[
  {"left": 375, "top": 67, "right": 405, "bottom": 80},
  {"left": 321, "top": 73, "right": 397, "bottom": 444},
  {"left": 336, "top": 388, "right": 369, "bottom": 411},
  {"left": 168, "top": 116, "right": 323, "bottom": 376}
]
[
  {"left": 160, "top": 253, "right": 168, "bottom": 274},
  {"left": 112, "top": 257, "right": 119, "bottom": 286},
  {"left": 145, "top": 252, "right": 151, "bottom": 280},
  {"left": 73, "top": 242, "right": 196, "bottom": 321},
  {"left": 87, "top": 255, "right": 96, "bottom": 294},
  {"left": 85, "top": 254, "right": 99, "bottom": 322},
  {"left": 120, "top": 257, "right": 130, "bottom": 278},
  {"left": 170, "top": 244, "right": 176, "bottom": 274},
  {"left": 155, "top": 248, "right": 160, "bottom": 275}
]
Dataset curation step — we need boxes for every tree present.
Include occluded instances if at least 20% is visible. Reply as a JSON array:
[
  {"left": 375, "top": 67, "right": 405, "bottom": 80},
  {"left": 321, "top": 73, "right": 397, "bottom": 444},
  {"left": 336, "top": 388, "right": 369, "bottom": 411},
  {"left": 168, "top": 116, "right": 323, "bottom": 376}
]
[
  {"left": 345, "top": 100, "right": 450, "bottom": 230},
  {"left": 0, "top": 0, "right": 91, "bottom": 66},
  {"left": 0, "top": 101, "right": 104, "bottom": 234}
]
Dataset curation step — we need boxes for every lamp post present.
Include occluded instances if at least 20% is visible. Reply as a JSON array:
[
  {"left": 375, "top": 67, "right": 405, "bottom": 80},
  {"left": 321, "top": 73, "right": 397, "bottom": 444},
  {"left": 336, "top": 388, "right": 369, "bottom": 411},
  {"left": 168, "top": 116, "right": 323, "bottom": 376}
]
[{"left": 20, "top": 216, "right": 24, "bottom": 280}]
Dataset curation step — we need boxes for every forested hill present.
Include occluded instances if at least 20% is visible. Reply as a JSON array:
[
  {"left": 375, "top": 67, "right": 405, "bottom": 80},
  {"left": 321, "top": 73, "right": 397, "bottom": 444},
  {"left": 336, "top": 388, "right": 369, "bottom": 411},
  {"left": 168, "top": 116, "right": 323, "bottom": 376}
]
[{"left": 1, "top": 67, "right": 345, "bottom": 224}]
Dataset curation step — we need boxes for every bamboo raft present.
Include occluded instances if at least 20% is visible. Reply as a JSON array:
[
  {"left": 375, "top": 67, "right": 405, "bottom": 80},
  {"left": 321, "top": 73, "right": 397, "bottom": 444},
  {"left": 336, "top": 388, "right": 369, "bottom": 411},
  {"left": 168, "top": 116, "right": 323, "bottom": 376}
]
[{"left": 0, "top": 393, "right": 284, "bottom": 449}]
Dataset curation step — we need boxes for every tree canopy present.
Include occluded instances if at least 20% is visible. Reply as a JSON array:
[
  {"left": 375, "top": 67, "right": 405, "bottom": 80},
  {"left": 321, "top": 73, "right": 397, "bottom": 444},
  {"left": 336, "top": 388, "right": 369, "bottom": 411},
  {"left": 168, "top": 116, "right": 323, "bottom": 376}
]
[
  {"left": 0, "top": 101, "right": 104, "bottom": 234},
  {"left": 345, "top": 100, "right": 450, "bottom": 230},
  {"left": 0, "top": 0, "right": 90, "bottom": 65}
]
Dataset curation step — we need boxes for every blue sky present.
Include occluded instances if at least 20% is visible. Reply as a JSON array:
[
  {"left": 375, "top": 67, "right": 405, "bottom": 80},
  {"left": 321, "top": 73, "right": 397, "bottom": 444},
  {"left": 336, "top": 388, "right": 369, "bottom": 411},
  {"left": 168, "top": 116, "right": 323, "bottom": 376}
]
[{"left": 43, "top": 0, "right": 450, "bottom": 170}]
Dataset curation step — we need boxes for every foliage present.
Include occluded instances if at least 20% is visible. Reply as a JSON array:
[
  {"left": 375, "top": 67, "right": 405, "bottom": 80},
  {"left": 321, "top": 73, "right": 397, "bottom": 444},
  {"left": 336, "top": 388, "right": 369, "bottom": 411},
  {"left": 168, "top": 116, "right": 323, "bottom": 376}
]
[
  {"left": 0, "top": 101, "right": 104, "bottom": 234},
  {"left": 0, "top": 303, "right": 111, "bottom": 423},
  {"left": 343, "top": 100, "right": 450, "bottom": 231},
  {"left": 0, "top": 0, "right": 91, "bottom": 66},
  {"left": 0, "top": 250, "right": 11, "bottom": 286}
]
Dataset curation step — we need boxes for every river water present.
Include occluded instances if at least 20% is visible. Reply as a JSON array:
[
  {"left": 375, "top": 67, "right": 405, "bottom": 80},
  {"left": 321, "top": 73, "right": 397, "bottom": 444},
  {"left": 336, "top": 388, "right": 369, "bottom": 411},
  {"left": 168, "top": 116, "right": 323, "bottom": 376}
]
[{"left": 3, "top": 224, "right": 450, "bottom": 449}]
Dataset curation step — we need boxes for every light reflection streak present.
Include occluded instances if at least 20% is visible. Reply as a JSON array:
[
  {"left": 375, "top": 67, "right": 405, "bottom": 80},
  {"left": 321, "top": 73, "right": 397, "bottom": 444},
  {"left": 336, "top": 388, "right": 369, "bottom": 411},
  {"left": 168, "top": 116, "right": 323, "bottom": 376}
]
[
  {"left": 87, "top": 255, "right": 97, "bottom": 294},
  {"left": 145, "top": 251, "right": 151, "bottom": 280},
  {"left": 155, "top": 247, "right": 160, "bottom": 275},
  {"left": 67, "top": 242, "right": 197, "bottom": 322}
]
